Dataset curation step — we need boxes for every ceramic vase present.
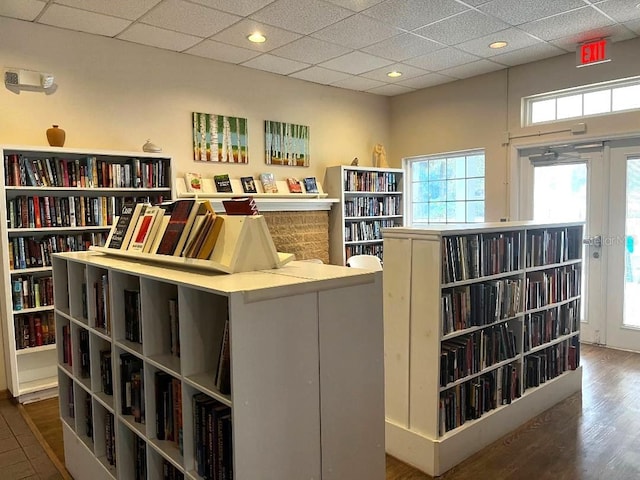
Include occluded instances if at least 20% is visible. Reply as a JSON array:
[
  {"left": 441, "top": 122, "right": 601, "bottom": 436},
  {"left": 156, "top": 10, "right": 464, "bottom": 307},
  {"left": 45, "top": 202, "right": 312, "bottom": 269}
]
[{"left": 46, "top": 125, "right": 65, "bottom": 147}]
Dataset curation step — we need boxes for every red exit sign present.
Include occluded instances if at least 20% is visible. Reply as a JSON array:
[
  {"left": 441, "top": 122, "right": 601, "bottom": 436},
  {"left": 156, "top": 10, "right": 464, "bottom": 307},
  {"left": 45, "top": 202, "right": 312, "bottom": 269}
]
[{"left": 577, "top": 39, "right": 610, "bottom": 67}]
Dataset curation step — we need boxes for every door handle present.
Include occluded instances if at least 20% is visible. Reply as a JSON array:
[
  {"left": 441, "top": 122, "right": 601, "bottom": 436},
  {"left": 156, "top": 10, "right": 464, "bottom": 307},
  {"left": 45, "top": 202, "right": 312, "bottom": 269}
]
[{"left": 583, "top": 235, "right": 602, "bottom": 247}]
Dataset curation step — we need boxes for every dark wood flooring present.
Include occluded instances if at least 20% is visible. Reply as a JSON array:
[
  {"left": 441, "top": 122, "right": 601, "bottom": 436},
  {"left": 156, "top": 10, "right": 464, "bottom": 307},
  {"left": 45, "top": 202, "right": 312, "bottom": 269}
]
[{"left": 20, "top": 344, "right": 640, "bottom": 479}]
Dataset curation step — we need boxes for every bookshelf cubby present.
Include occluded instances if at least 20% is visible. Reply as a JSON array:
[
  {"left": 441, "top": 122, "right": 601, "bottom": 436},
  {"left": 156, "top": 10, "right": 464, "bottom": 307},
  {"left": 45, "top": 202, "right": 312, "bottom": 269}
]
[
  {"left": 324, "top": 165, "right": 404, "bottom": 265},
  {"left": 53, "top": 251, "right": 385, "bottom": 480},
  {"left": 383, "top": 221, "right": 583, "bottom": 476},
  {"left": 0, "top": 145, "right": 172, "bottom": 402}
]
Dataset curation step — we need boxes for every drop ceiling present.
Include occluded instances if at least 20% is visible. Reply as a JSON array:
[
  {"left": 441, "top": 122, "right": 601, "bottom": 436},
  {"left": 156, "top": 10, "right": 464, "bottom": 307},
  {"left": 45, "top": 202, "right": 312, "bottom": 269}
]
[{"left": 2, "top": 0, "right": 640, "bottom": 96}]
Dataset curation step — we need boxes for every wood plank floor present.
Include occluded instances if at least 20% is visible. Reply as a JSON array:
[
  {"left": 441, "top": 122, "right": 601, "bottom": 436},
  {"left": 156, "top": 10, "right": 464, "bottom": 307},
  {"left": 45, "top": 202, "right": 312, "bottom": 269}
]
[{"left": 21, "top": 344, "right": 640, "bottom": 479}]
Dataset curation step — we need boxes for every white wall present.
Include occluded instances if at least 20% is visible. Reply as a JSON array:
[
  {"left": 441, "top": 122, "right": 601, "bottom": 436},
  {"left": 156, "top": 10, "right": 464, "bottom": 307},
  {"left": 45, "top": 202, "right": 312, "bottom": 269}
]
[{"left": 0, "top": 17, "right": 390, "bottom": 392}]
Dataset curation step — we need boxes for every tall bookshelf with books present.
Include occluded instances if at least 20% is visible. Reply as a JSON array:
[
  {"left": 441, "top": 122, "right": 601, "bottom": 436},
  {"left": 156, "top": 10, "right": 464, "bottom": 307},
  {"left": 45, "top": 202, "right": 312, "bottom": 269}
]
[
  {"left": 324, "top": 165, "right": 404, "bottom": 265},
  {"left": 0, "top": 145, "right": 172, "bottom": 402},
  {"left": 53, "top": 251, "right": 385, "bottom": 480},
  {"left": 382, "top": 221, "right": 583, "bottom": 476}
]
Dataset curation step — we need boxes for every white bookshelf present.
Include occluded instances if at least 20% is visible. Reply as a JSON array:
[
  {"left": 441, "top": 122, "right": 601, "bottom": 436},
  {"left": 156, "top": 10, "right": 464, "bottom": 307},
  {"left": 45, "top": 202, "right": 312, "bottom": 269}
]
[
  {"left": 0, "top": 145, "right": 172, "bottom": 402},
  {"left": 382, "top": 221, "right": 584, "bottom": 476},
  {"left": 53, "top": 252, "right": 385, "bottom": 480},
  {"left": 324, "top": 165, "right": 404, "bottom": 265}
]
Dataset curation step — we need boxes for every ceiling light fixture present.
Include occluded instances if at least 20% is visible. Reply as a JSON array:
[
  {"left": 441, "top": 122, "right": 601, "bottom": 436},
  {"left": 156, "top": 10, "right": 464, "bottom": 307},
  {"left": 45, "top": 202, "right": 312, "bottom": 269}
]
[
  {"left": 489, "top": 41, "right": 508, "bottom": 49},
  {"left": 387, "top": 71, "right": 402, "bottom": 78},
  {"left": 247, "top": 32, "right": 266, "bottom": 43}
]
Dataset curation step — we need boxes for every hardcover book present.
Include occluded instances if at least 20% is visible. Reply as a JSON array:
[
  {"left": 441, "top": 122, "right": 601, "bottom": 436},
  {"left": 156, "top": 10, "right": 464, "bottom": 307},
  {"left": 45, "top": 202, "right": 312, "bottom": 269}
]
[
  {"left": 260, "top": 173, "right": 278, "bottom": 193},
  {"left": 155, "top": 200, "right": 198, "bottom": 256},
  {"left": 214, "top": 174, "right": 233, "bottom": 193},
  {"left": 222, "top": 197, "right": 258, "bottom": 216},
  {"left": 196, "top": 215, "right": 225, "bottom": 260},
  {"left": 128, "top": 206, "right": 165, "bottom": 252},
  {"left": 287, "top": 177, "right": 302, "bottom": 193},
  {"left": 303, "top": 177, "right": 319, "bottom": 193},
  {"left": 240, "top": 176, "right": 257, "bottom": 194},
  {"left": 185, "top": 173, "right": 202, "bottom": 193}
]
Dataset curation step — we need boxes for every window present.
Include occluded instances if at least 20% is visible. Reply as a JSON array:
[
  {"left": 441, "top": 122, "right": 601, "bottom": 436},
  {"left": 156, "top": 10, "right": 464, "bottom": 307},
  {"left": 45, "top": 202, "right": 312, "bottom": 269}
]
[
  {"left": 406, "top": 150, "right": 485, "bottom": 225},
  {"left": 524, "top": 76, "right": 640, "bottom": 126}
]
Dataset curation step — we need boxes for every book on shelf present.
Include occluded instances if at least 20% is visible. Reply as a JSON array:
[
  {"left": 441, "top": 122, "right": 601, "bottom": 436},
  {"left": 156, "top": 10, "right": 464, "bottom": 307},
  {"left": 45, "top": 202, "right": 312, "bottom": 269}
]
[
  {"left": 120, "top": 353, "right": 144, "bottom": 421},
  {"left": 303, "top": 177, "right": 319, "bottom": 193},
  {"left": 79, "top": 328, "right": 90, "bottom": 378},
  {"left": 155, "top": 199, "right": 199, "bottom": 256},
  {"left": 287, "top": 177, "right": 302, "bottom": 193},
  {"left": 185, "top": 172, "right": 203, "bottom": 193},
  {"left": 85, "top": 392, "right": 93, "bottom": 439},
  {"left": 107, "top": 202, "right": 148, "bottom": 250},
  {"left": 100, "top": 350, "right": 113, "bottom": 395},
  {"left": 193, "top": 393, "right": 233, "bottom": 479},
  {"left": 14, "top": 312, "right": 55, "bottom": 350},
  {"left": 240, "top": 176, "right": 257, "bottom": 194},
  {"left": 260, "top": 173, "right": 278, "bottom": 193},
  {"left": 124, "top": 289, "right": 142, "bottom": 344},
  {"left": 222, "top": 197, "right": 258, "bottom": 216},
  {"left": 168, "top": 299, "right": 180, "bottom": 358},
  {"left": 195, "top": 215, "right": 225, "bottom": 260},
  {"left": 128, "top": 205, "right": 165, "bottom": 252},
  {"left": 215, "top": 318, "right": 231, "bottom": 395},
  {"left": 155, "top": 372, "right": 182, "bottom": 451},
  {"left": 105, "top": 412, "right": 116, "bottom": 466},
  {"left": 214, "top": 174, "right": 233, "bottom": 193}
]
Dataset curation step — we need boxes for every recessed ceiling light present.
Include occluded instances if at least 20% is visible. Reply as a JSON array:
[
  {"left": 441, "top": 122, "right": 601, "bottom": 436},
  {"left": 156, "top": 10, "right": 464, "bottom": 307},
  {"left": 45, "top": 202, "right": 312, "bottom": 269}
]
[
  {"left": 489, "top": 41, "right": 508, "bottom": 49},
  {"left": 247, "top": 32, "right": 266, "bottom": 43},
  {"left": 387, "top": 71, "right": 402, "bottom": 78}
]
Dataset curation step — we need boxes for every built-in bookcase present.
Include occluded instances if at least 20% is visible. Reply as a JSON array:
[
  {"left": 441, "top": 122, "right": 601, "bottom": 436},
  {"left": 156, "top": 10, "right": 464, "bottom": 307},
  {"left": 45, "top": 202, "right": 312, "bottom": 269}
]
[
  {"left": 0, "top": 145, "right": 172, "bottom": 402},
  {"left": 383, "top": 221, "right": 583, "bottom": 477},
  {"left": 53, "top": 251, "right": 385, "bottom": 480}
]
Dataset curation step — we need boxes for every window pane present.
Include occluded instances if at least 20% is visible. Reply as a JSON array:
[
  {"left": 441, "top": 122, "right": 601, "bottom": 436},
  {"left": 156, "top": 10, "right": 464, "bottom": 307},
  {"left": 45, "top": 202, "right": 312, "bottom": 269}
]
[
  {"left": 413, "top": 202, "right": 429, "bottom": 222},
  {"left": 446, "top": 157, "right": 466, "bottom": 179},
  {"left": 584, "top": 90, "right": 611, "bottom": 115},
  {"left": 447, "top": 202, "right": 466, "bottom": 223},
  {"left": 429, "top": 202, "right": 446, "bottom": 223},
  {"left": 557, "top": 94, "right": 583, "bottom": 120},
  {"left": 466, "top": 155, "right": 484, "bottom": 177},
  {"left": 466, "top": 178, "right": 484, "bottom": 201},
  {"left": 466, "top": 201, "right": 485, "bottom": 222},
  {"left": 412, "top": 181, "right": 429, "bottom": 202},
  {"left": 531, "top": 99, "right": 556, "bottom": 123},
  {"left": 612, "top": 84, "right": 640, "bottom": 112},
  {"left": 429, "top": 159, "right": 446, "bottom": 181},
  {"left": 446, "top": 179, "right": 465, "bottom": 201},
  {"left": 412, "top": 161, "right": 429, "bottom": 182}
]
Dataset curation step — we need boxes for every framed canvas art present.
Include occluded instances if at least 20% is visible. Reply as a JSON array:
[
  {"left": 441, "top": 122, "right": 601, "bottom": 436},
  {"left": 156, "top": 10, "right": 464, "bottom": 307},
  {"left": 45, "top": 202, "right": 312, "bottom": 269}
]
[
  {"left": 193, "top": 112, "right": 248, "bottom": 163},
  {"left": 265, "top": 120, "right": 309, "bottom": 167}
]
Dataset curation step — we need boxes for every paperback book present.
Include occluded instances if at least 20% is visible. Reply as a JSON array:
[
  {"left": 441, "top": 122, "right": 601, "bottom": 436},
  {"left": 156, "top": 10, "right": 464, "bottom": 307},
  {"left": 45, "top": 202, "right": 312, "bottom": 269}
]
[
  {"left": 287, "top": 177, "right": 302, "bottom": 193},
  {"left": 185, "top": 173, "right": 202, "bottom": 193},
  {"left": 240, "top": 176, "right": 257, "bottom": 194},
  {"left": 260, "top": 173, "right": 278, "bottom": 193},
  {"left": 303, "top": 177, "right": 319, "bottom": 193},
  {"left": 214, "top": 174, "right": 233, "bottom": 193}
]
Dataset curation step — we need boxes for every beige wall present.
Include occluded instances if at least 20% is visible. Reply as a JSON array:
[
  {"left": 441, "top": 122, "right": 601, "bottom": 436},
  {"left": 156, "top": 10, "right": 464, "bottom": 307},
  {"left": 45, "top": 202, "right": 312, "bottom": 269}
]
[{"left": 0, "top": 17, "right": 390, "bottom": 392}]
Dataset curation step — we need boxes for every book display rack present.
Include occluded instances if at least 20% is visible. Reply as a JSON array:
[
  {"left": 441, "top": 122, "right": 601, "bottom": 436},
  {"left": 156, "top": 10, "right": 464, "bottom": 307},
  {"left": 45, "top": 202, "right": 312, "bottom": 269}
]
[
  {"left": 324, "top": 166, "right": 404, "bottom": 265},
  {"left": 0, "top": 145, "right": 171, "bottom": 402},
  {"left": 382, "top": 221, "right": 583, "bottom": 476},
  {"left": 53, "top": 252, "right": 385, "bottom": 480}
]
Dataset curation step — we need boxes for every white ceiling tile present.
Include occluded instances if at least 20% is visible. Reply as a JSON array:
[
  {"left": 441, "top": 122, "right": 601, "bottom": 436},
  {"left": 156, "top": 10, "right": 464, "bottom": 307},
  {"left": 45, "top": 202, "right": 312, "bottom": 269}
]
[
  {"left": 550, "top": 24, "right": 637, "bottom": 50},
  {"left": 366, "top": 84, "right": 415, "bottom": 96},
  {"left": 489, "top": 43, "right": 567, "bottom": 66},
  {"left": 331, "top": 76, "right": 386, "bottom": 91},
  {"left": 311, "top": 13, "right": 400, "bottom": 49},
  {"left": 212, "top": 19, "right": 302, "bottom": 52},
  {"left": 593, "top": 0, "right": 640, "bottom": 22},
  {"left": 324, "top": 0, "right": 386, "bottom": 11},
  {"left": 241, "top": 53, "right": 309, "bottom": 74},
  {"left": 456, "top": 28, "right": 542, "bottom": 57},
  {"left": 625, "top": 19, "right": 640, "bottom": 34},
  {"left": 140, "top": 0, "right": 240, "bottom": 37},
  {"left": 396, "top": 72, "right": 456, "bottom": 89},
  {"left": 39, "top": 4, "right": 130, "bottom": 37},
  {"left": 250, "top": 0, "right": 353, "bottom": 35},
  {"left": 319, "top": 51, "right": 394, "bottom": 74},
  {"left": 479, "top": 0, "right": 586, "bottom": 25},
  {"left": 414, "top": 10, "right": 510, "bottom": 45},
  {"left": 289, "top": 66, "right": 352, "bottom": 84},
  {"left": 519, "top": 6, "right": 615, "bottom": 41},
  {"left": 439, "top": 59, "right": 505, "bottom": 79},
  {"left": 364, "top": 0, "right": 469, "bottom": 30},
  {"left": 54, "top": 0, "right": 161, "bottom": 21},
  {"left": 404, "top": 48, "right": 480, "bottom": 71},
  {"left": 185, "top": 39, "right": 261, "bottom": 63},
  {"left": 361, "top": 33, "right": 443, "bottom": 62},
  {"left": 0, "top": 0, "right": 45, "bottom": 21},
  {"left": 189, "top": 0, "right": 276, "bottom": 17},
  {"left": 118, "top": 23, "right": 202, "bottom": 51},
  {"left": 360, "top": 63, "right": 429, "bottom": 82},
  {"left": 270, "top": 37, "right": 350, "bottom": 64}
]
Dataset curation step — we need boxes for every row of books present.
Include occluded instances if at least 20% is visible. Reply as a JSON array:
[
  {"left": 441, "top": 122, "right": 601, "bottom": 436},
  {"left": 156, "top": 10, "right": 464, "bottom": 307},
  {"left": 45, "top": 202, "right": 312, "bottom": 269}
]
[
  {"left": 62, "top": 324, "right": 72, "bottom": 365},
  {"left": 155, "top": 372, "right": 183, "bottom": 452},
  {"left": 439, "top": 363, "right": 520, "bottom": 435},
  {"left": 162, "top": 459, "right": 184, "bottom": 480},
  {"left": 124, "top": 289, "right": 142, "bottom": 344},
  {"left": 343, "top": 170, "right": 400, "bottom": 192},
  {"left": 169, "top": 299, "right": 180, "bottom": 358},
  {"left": 100, "top": 350, "right": 113, "bottom": 395},
  {"left": 14, "top": 312, "right": 55, "bottom": 350},
  {"left": 135, "top": 434, "right": 146, "bottom": 480},
  {"left": 526, "top": 265, "right": 581, "bottom": 310},
  {"left": 523, "top": 300, "right": 580, "bottom": 351},
  {"left": 11, "top": 275, "right": 53, "bottom": 310},
  {"left": 442, "top": 232, "right": 522, "bottom": 284},
  {"left": 526, "top": 227, "right": 582, "bottom": 267},
  {"left": 8, "top": 233, "right": 108, "bottom": 270},
  {"left": 121, "top": 354, "right": 145, "bottom": 424},
  {"left": 93, "top": 274, "right": 111, "bottom": 333},
  {"left": 441, "top": 278, "right": 523, "bottom": 335},
  {"left": 5, "top": 153, "right": 169, "bottom": 189},
  {"left": 344, "top": 219, "right": 398, "bottom": 242},
  {"left": 78, "top": 328, "right": 90, "bottom": 378},
  {"left": 344, "top": 243, "right": 383, "bottom": 261},
  {"left": 440, "top": 323, "right": 517, "bottom": 388},
  {"left": 105, "top": 412, "right": 116, "bottom": 466},
  {"left": 193, "top": 393, "right": 233, "bottom": 480},
  {"left": 185, "top": 172, "right": 320, "bottom": 195},
  {"left": 344, "top": 196, "right": 402, "bottom": 217},
  {"left": 7, "top": 194, "right": 165, "bottom": 229},
  {"left": 84, "top": 391, "right": 93, "bottom": 440},
  {"left": 524, "top": 338, "right": 579, "bottom": 390}
]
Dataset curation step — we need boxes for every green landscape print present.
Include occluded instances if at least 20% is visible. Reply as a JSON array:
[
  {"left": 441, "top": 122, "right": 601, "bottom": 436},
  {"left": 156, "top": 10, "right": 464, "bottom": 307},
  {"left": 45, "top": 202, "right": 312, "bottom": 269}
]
[
  {"left": 193, "top": 112, "right": 248, "bottom": 163},
  {"left": 265, "top": 120, "right": 309, "bottom": 167}
]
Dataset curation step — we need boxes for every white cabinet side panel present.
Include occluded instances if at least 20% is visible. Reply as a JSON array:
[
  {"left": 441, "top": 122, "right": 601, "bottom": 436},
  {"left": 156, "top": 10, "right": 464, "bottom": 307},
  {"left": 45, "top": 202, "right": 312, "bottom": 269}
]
[
  {"left": 63, "top": 423, "right": 114, "bottom": 480},
  {"left": 383, "top": 237, "right": 412, "bottom": 426},
  {"left": 229, "top": 292, "right": 321, "bottom": 480},
  {"left": 318, "top": 274, "right": 385, "bottom": 480}
]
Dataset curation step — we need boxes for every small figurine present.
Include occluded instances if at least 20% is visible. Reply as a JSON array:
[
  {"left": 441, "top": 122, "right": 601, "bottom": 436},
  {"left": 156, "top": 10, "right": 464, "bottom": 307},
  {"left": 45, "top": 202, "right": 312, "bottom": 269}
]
[
  {"left": 351, "top": 157, "right": 359, "bottom": 166},
  {"left": 373, "top": 143, "right": 388, "bottom": 168},
  {"left": 142, "top": 139, "right": 162, "bottom": 153}
]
